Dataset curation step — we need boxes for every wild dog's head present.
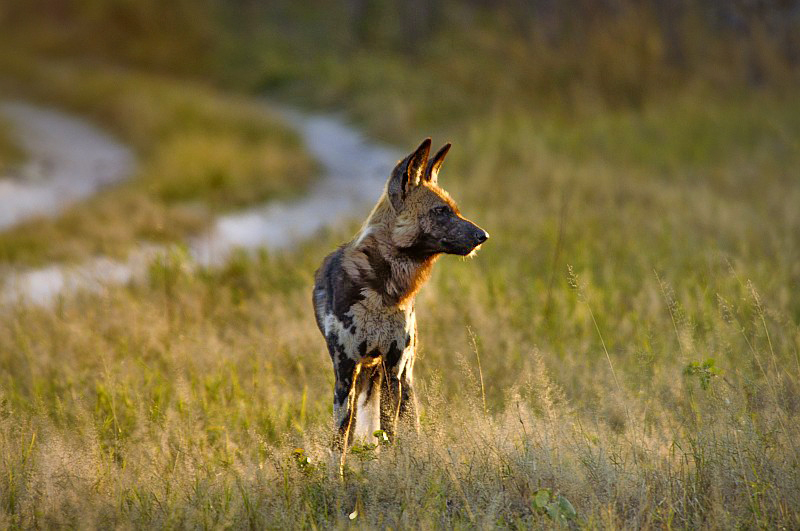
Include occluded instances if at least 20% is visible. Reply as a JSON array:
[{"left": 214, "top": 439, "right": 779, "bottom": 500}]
[{"left": 387, "top": 138, "right": 488, "bottom": 257}]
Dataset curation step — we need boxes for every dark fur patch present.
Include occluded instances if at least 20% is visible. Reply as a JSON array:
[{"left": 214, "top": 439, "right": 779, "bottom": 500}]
[
  {"left": 400, "top": 229, "right": 442, "bottom": 259},
  {"left": 362, "top": 246, "right": 392, "bottom": 295},
  {"left": 384, "top": 340, "right": 403, "bottom": 367},
  {"left": 334, "top": 356, "right": 356, "bottom": 406},
  {"left": 325, "top": 333, "right": 339, "bottom": 360}
]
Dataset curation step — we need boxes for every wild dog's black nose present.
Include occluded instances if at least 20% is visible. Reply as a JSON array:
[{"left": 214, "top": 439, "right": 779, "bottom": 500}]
[{"left": 475, "top": 229, "right": 489, "bottom": 244}]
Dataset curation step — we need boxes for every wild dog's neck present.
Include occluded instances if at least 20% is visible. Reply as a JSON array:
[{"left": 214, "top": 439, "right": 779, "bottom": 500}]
[
  {"left": 350, "top": 198, "right": 439, "bottom": 308},
  {"left": 384, "top": 249, "right": 438, "bottom": 308}
]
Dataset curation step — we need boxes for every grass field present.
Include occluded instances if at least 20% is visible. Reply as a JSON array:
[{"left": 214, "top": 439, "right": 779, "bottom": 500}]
[
  {"left": 0, "top": 115, "right": 22, "bottom": 175},
  {"left": 1, "top": 2, "right": 800, "bottom": 528},
  {"left": 0, "top": 56, "right": 314, "bottom": 266},
  {"left": 2, "top": 89, "right": 798, "bottom": 527}
]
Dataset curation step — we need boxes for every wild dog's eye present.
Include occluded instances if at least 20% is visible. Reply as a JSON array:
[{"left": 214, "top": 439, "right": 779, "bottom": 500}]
[{"left": 432, "top": 205, "right": 451, "bottom": 217}]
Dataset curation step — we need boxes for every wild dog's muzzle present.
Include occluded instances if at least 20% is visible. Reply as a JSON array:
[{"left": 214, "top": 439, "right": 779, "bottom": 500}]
[{"left": 446, "top": 219, "right": 489, "bottom": 256}]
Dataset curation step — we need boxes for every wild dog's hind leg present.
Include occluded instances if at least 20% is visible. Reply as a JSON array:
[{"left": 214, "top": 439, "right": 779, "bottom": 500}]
[{"left": 329, "top": 336, "right": 358, "bottom": 447}]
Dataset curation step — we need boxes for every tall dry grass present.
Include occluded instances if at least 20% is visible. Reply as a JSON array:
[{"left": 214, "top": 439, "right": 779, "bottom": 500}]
[
  {"left": 1, "top": 1, "right": 799, "bottom": 527},
  {"left": 2, "top": 90, "right": 799, "bottom": 526}
]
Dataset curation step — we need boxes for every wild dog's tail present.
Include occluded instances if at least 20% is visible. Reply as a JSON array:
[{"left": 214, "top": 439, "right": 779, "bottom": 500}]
[
  {"left": 312, "top": 275, "right": 327, "bottom": 334},
  {"left": 312, "top": 247, "right": 344, "bottom": 335}
]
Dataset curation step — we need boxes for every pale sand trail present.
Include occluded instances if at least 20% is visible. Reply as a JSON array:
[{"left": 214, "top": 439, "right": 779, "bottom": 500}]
[
  {"left": 0, "top": 102, "right": 134, "bottom": 229},
  {"left": 1, "top": 102, "right": 400, "bottom": 305}
]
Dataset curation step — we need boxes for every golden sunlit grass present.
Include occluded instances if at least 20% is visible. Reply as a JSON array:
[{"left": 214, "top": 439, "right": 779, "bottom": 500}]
[
  {"left": 1, "top": 2, "right": 800, "bottom": 527},
  {"left": 0, "top": 56, "right": 315, "bottom": 266},
  {"left": 2, "top": 89, "right": 799, "bottom": 527}
]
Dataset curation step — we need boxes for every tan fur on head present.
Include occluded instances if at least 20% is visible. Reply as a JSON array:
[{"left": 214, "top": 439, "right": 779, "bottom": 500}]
[
  {"left": 387, "top": 181, "right": 459, "bottom": 247},
  {"left": 391, "top": 211, "right": 418, "bottom": 248}
]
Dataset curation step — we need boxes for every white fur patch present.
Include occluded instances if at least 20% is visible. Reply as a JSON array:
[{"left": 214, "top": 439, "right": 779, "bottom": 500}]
[
  {"left": 465, "top": 244, "right": 483, "bottom": 259},
  {"left": 354, "top": 226, "right": 373, "bottom": 247},
  {"left": 323, "top": 313, "right": 359, "bottom": 355},
  {"left": 353, "top": 389, "right": 380, "bottom": 442}
]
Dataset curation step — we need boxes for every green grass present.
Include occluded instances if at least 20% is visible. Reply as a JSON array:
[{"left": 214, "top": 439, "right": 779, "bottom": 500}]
[
  {"left": 0, "top": 115, "right": 23, "bottom": 174},
  {"left": 0, "top": 56, "right": 315, "bottom": 266},
  {"left": 233, "top": 3, "right": 798, "bottom": 144}
]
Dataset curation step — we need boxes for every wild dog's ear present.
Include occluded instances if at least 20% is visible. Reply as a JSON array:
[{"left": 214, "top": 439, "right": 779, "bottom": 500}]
[
  {"left": 423, "top": 143, "right": 451, "bottom": 185},
  {"left": 388, "top": 137, "right": 431, "bottom": 211},
  {"left": 407, "top": 138, "right": 431, "bottom": 187}
]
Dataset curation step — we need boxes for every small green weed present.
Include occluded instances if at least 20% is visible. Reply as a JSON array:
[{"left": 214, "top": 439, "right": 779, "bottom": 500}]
[
  {"left": 532, "top": 488, "right": 578, "bottom": 524},
  {"left": 684, "top": 358, "right": 721, "bottom": 391}
]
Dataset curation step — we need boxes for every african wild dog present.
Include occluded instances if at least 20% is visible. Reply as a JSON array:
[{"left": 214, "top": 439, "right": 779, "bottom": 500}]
[{"left": 313, "top": 138, "right": 488, "bottom": 445}]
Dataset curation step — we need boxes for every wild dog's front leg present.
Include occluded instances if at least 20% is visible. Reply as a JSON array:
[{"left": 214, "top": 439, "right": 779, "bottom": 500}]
[
  {"left": 399, "top": 355, "right": 419, "bottom": 430},
  {"left": 380, "top": 367, "right": 418, "bottom": 437},
  {"left": 380, "top": 340, "right": 420, "bottom": 437},
  {"left": 400, "top": 321, "right": 421, "bottom": 432}
]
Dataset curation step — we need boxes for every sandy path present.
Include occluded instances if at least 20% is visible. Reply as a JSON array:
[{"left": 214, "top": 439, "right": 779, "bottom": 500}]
[
  {"left": 192, "top": 107, "right": 400, "bottom": 265},
  {"left": 1, "top": 102, "right": 399, "bottom": 305},
  {"left": 0, "top": 102, "right": 134, "bottom": 229}
]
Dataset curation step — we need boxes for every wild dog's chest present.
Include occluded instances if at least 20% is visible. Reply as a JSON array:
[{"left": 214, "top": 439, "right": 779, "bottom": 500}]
[{"left": 323, "top": 299, "right": 415, "bottom": 366}]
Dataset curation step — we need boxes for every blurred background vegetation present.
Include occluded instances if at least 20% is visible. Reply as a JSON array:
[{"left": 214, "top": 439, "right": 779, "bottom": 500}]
[
  {"left": 3, "top": 0, "right": 799, "bottom": 111},
  {"left": 1, "top": 1, "right": 799, "bottom": 528}
]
